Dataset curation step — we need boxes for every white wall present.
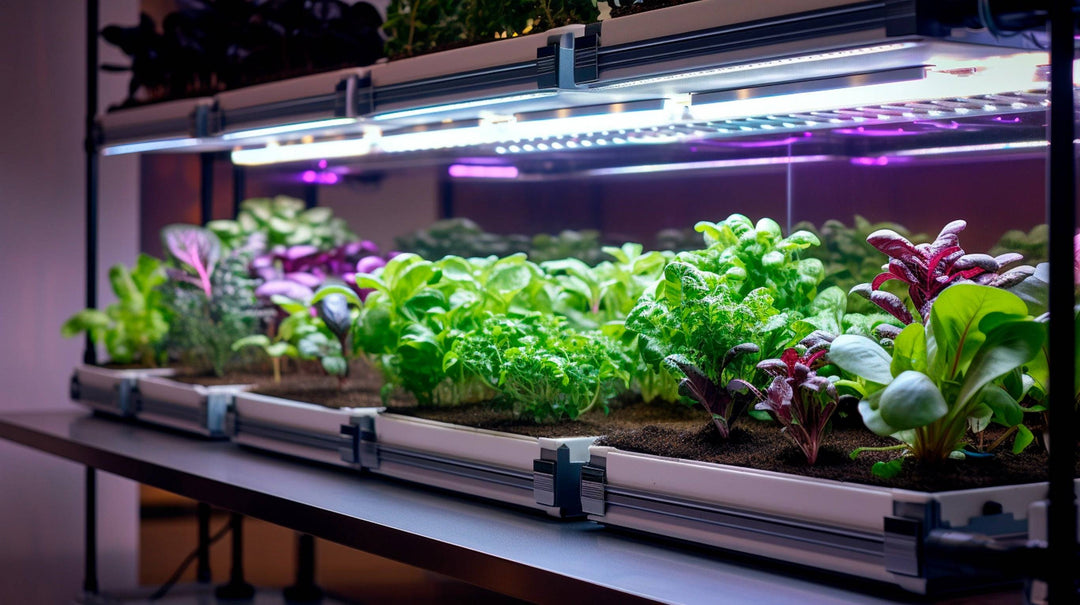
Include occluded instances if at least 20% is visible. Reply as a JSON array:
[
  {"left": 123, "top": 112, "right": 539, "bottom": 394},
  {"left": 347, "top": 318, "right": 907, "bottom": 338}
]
[{"left": 0, "top": 2, "right": 140, "bottom": 601}]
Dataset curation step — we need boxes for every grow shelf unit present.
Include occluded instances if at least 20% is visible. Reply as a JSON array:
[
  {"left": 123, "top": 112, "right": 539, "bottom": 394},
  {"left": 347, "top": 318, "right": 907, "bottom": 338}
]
[{"left": 77, "top": 0, "right": 1078, "bottom": 601}]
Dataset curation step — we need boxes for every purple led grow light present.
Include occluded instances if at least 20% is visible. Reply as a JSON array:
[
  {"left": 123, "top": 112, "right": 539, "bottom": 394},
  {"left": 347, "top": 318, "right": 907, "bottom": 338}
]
[{"left": 448, "top": 164, "right": 519, "bottom": 179}]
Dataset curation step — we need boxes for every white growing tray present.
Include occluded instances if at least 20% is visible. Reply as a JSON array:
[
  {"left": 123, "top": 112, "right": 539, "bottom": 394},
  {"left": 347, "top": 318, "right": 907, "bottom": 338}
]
[
  {"left": 354, "top": 413, "right": 594, "bottom": 516},
  {"left": 71, "top": 365, "right": 176, "bottom": 417},
  {"left": 135, "top": 375, "right": 250, "bottom": 438},
  {"left": 583, "top": 445, "right": 1076, "bottom": 594},
  {"left": 231, "top": 391, "right": 380, "bottom": 468}
]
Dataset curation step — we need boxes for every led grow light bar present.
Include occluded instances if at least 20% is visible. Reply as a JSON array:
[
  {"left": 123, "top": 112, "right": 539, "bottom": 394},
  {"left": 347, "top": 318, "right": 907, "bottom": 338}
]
[
  {"left": 373, "top": 91, "right": 561, "bottom": 121},
  {"left": 231, "top": 53, "right": 1047, "bottom": 166},
  {"left": 102, "top": 137, "right": 204, "bottom": 156},
  {"left": 691, "top": 53, "right": 1046, "bottom": 122},
  {"left": 583, "top": 155, "right": 833, "bottom": 176},
  {"left": 592, "top": 43, "right": 917, "bottom": 91},
  {"left": 222, "top": 117, "right": 358, "bottom": 140},
  {"left": 232, "top": 104, "right": 678, "bottom": 165}
]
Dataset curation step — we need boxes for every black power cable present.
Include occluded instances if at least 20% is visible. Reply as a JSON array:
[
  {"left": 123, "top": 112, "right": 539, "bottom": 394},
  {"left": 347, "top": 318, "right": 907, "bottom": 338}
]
[{"left": 148, "top": 518, "right": 232, "bottom": 601}]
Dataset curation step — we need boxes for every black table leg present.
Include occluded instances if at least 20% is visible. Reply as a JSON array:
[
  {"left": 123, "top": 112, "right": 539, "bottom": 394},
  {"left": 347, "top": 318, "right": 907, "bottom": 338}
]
[
  {"left": 215, "top": 513, "right": 254, "bottom": 600},
  {"left": 284, "top": 533, "right": 323, "bottom": 602},
  {"left": 84, "top": 466, "right": 98, "bottom": 594}
]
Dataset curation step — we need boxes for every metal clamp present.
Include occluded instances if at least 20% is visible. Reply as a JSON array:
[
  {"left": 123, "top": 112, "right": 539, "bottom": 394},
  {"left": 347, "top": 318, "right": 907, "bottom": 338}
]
[
  {"left": 533, "top": 444, "right": 585, "bottom": 514},
  {"left": 341, "top": 416, "right": 379, "bottom": 469},
  {"left": 580, "top": 459, "right": 607, "bottom": 516},
  {"left": 338, "top": 73, "right": 374, "bottom": 118},
  {"left": 573, "top": 22, "right": 601, "bottom": 84}
]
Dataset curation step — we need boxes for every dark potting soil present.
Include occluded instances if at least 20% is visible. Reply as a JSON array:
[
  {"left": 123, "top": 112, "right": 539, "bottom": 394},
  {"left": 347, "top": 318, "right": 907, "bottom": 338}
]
[
  {"left": 597, "top": 422, "right": 1076, "bottom": 492},
  {"left": 389, "top": 397, "right": 1069, "bottom": 492},
  {"left": 386, "top": 398, "right": 705, "bottom": 438},
  {"left": 244, "top": 361, "right": 413, "bottom": 408}
]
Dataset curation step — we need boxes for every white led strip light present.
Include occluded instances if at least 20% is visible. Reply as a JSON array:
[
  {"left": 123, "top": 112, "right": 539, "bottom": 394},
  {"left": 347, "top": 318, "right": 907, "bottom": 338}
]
[
  {"left": 231, "top": 52, "right": 1049, "bottom": 166},
  {"left": 691, "top": 54, "right": 1046, "bottom": 122},
  {"left": 373, "top": 91, "right": 561, "bottom": 121},
  {"left": 222, "top": 117, "right": 358, "bottom": 140},
  {"left": 593, "top": 43, "right": 917, "bottom": 90},
  {"left": 102, "top": 137, "right": 204, "bottom": 156}
]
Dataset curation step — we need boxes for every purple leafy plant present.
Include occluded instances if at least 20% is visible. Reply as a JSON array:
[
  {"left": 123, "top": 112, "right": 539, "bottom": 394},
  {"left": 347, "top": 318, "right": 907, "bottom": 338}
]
[
  {"left": 748, "top": 347, "right": 839, "bottom": 465},
  {"left": 851, "top": 220, "right": 1033, "bottom": 324},
  {"left": 664, "top": 343, "right": 759, "bottom": 438},
  {"left": 252, "top": 240, "right": 386, "bottom": 302},
  {"left": 162, "top": 224, "right": 222, "bottom": 298}
]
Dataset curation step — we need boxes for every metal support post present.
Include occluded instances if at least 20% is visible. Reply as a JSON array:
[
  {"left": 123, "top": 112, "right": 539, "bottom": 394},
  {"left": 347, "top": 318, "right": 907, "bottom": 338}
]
[
  {"left": 84, "top": 467, "right": 98, "bottom": 594},
  {"left": 283, "top": 533, "right": 323, "bottom": 602},
  {"left": 1046, "top": 2, "right": 1078, "bottom": 600},
  {"left": 215, "top": 513, "right": 254, "bottom": 600},
  {"left": 232, "top": 164, "right": 246, "bottom": 218},
  {"left": 196, "top": 502, "right": 211, "bottom": 583},
  {"left": 83, "top": 0, "right": 99, "bottom": 365},
  {"left": 200, "top": 153, "right": 215, "bottom": 225}
]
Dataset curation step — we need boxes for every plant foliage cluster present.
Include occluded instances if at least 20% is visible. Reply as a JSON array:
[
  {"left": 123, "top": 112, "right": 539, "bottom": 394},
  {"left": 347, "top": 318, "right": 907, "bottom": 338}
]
[{"left": 66, "top": 207, "right": 1057, "bottom": 475}]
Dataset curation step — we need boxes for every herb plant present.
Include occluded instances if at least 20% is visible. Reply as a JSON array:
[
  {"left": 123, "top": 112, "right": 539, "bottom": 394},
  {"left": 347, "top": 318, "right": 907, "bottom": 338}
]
[
  {"left": 61, "top": 254, "right": 169, "bottom": 366},
  {"left": 208, "top": 197, "right": 356, "bottom": 251},
  {"left": 159, "top": 225, "right": 265, "bottom": 376},
  {"left": 627, "top": 261, "right": 791, "bottom": 382},
  {"left": 991, "top": 224, "right": 1048, "bottom": 266},
  {"left": 747, "top": 347, "right": 840, "bottom": 464},
  {"left": 829, "top": 284, "right": 1044, "bottom": 463},
  {"left": 851, "top": 220, "right": 1034, "bottom": 325},
  {"left": 664, "top": 344, "right": 759, "bottom": 438},
  {"left": 689, "top": 214, "right": 824, "bottom": 314},
  {"left": 447, "top": 314, "right": 632, "bottom": 422},
  {"left": 231, "top": 333, "right": 298, "bottom": 383}
]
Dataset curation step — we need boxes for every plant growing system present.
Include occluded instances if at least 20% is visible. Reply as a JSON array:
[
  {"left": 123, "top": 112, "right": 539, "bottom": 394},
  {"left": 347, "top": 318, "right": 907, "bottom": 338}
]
[{"left": 76, "top": 0, "right": 1078, "bottom": 600}]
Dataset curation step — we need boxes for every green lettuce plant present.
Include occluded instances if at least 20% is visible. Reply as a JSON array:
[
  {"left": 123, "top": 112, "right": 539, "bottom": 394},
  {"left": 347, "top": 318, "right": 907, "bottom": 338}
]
[
  {"left": 628, "top": 261, "right": 792, "bottom": 378},
  {"left": 207, "top": 196, "right": 355, "bottom": 251},
  {"left": 61, "top": 254, "right": 169, "bottom": 366},
  {"left": 446, "top": 314, "right": 632, "bottom": 422},
  {"left": 991, "top": 224, "right": 1048, "bottom": 266},
  {"left": 688, "top": 214, "right": 824, "bottom": 314},
  {"left": 829, "top": 284, "right": 1045, "bottom": 466}
]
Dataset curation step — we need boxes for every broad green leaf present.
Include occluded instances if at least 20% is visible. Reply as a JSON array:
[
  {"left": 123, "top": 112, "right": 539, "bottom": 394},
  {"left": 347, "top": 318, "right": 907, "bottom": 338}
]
[
  {"left": 1013, "top": 424, "right": 1035, "bottom": 454},
  {"left": 871, "top": 459, "right": 904, "bottom": 479},
  {"left": 311, "top": 285, "right": 363, "bottom": 308},
  {"left": 926, "top": 284, "right": 1028, "bottom": 381},
  {"left": 321, "top": 355, "right": 347, "bottom": 376},
  {"left": 955, "top": 319, "right": 1044, "bottom": 411},
  {"left": 301, "top": 206, "right": 332, "bottom": 224},
  {"left": 355, "top": 275, "right": 387, "bottom": 293},
  {"left": 891, "top": 323, "right": 927, "bottom": 376},
  {"left": 967, "top": 403, "right": 993, "bottom": 433},
  {"left": 438, "top": 256, "right": 475, "bottom": 282},
  {"left": 61, "top": 309, "right": 110, "bottom": 338},
  {"left": 488, "top": 263, "right": 532, "bottom": 294},
  {"left": 270, "top": 295, "right": 309, "bottom": 314},
  {"left": 830, "top": 335, "right": 894, "bottom": 385},
  {"left": 878, "top": 371, "right": 948, "bottom": 431},
  {"left": 978, "top": 384, "right": 1023, "bottom": 427},
  {"left": 232, "top": 335, "right": 271, "bottom": 351},
  {"left": 391, "top": 263, "right": 440, "bottom": 302},
  {"left": 858, "top": 390, "right": 896, "bottom": 435},
  {"left": 109, "top": 264, "right": 145, "bottom": 314},
  {"left": 266, "top": 343, "right": 297, "bottom": 358}
]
